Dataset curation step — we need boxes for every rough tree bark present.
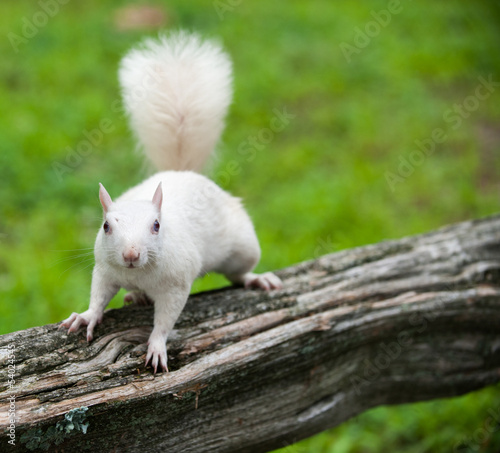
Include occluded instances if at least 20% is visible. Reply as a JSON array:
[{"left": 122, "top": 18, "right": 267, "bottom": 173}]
[{"left": 1, "top": 215, "right": 500, "bottom": 452}]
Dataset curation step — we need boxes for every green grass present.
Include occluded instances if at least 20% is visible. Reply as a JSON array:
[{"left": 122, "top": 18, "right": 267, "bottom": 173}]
[{"left": 1, "top": 0, "right": 499, "bottom": 451}]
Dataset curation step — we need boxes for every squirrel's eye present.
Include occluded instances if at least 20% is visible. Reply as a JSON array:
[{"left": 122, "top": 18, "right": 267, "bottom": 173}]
[
  {"left": 152, "top": 220, "right": 160, "bottom": 234},
  {"left": 103, "top": 221, "right": 110, "bottom": 233}
]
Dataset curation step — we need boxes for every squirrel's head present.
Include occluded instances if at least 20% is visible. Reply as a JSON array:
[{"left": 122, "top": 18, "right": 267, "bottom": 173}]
[{"left": 97, "top": 182, "right": 163, "bottom": 269}]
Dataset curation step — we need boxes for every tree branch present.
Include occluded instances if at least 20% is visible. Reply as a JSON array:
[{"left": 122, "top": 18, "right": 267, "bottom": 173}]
[{"left": 1, "top": 215, "right": 500, "bottom": 452}]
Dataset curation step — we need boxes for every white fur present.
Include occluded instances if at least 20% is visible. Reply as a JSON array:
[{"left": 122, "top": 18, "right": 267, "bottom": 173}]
[
  {"left": 61, "top": 32, "right": 281, "bottom": 373},
  {"left": 119, "top": 31, "right": 232, "bottom": 172}
]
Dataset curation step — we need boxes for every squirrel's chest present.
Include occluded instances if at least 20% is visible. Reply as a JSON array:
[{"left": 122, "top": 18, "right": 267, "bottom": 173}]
[{"left": 113, "top": 268, "right": 158, "bottom": 292}]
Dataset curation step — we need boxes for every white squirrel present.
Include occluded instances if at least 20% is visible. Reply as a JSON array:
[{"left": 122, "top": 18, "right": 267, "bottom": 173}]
[{"left": 60, "top": 31, "right": 282, "bottom": 373}]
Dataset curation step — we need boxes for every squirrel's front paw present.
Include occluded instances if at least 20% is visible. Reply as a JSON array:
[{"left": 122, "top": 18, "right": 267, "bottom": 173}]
[
  {"left": 60, "top": 310, "right": 102, "bottom": 342},
  {"left": 146, "top": 336, "right": 169, "bottom": 374}
]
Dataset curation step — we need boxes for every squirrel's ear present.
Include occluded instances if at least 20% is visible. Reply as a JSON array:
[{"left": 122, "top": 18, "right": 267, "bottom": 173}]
[
  {"left": 152, "top": 182, "right": 163, "bottom": 212},
  {"left": 99, "top": 183, "right": 113, "bottom": 213}
]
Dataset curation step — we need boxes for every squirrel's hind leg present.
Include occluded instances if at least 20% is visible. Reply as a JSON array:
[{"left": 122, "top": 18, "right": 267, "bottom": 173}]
[
  {"left": 238, "top": 272, "right": 283, "bottom": 291},
  {"left": 124, "top": 291, "right": 153, "bottom": 306},
  {"left": 223, "top": 260, "right": 283, "bottom": 291},
  {"left": 219, "top": 232, "right": 283, "bottom": 291}
]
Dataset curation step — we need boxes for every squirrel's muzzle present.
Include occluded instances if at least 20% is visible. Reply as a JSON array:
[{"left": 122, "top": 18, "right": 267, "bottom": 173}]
[{"left": 123, "top": 249, "right": 140, "bottom": 264}]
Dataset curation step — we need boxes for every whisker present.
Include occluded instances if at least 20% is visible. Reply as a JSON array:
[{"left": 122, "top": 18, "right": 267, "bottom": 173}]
[
  {"left": 50, "top": 248, "right": 95, "bottom": 252},
  {"left": 49, "top": 251, "right": 96, "bottom": 267},
  {"left": 58, "top": 258, "right": 95, "bottom": 278}
]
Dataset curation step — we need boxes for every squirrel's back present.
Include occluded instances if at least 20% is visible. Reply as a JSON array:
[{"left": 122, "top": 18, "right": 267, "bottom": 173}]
[{"left": 119, "top": 31, "right": 233, "bottom": 173}]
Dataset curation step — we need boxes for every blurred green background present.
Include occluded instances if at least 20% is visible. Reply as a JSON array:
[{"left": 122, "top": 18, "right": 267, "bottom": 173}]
[{"left": 1, "top": 0, "right": 500, "bottom": 451}]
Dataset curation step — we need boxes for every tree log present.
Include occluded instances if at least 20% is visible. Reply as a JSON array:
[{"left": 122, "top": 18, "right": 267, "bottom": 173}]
[{"left": 1, "top": 215, "right": 500, "bottom": 452}]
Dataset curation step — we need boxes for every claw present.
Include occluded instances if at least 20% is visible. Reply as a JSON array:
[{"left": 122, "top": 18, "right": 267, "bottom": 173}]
[
  {"left": 59, "top": 310, "right": 101, "bottom": 342},
  {"left": 60, "top": 312, "right": 78, "bottom": 329},
  {"left": 145, "top": 339, "right": 169, "bottom": 374}
]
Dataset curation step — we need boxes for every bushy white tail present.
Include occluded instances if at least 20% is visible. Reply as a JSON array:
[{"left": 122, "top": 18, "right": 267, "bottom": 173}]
[{"left": 119, "top": 31, "right": 233, "bottom": 172}]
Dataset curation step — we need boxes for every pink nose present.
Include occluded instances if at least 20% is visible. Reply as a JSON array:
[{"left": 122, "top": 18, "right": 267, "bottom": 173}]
[{"left": 123, "top": 249, "right": 140, "bottom": 263}]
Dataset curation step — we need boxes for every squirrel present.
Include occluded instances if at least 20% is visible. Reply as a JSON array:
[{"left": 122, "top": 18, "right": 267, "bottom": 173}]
[{"left": 60, "top": 31, "right": 282, "bottom": 373}]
